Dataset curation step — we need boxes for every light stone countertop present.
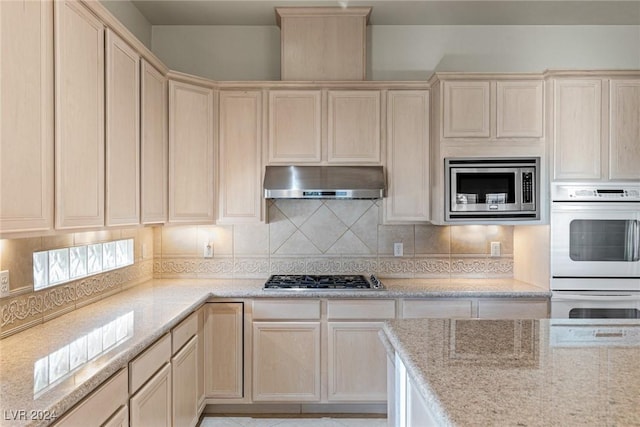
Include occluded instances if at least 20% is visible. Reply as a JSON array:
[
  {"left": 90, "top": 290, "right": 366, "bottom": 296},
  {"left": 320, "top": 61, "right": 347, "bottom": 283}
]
[
  {"left": 0, "top": 277, "right": 549, "bottom": 427},
  {"left": 382, "top": 318, "right": 640, "bottom": 426}
]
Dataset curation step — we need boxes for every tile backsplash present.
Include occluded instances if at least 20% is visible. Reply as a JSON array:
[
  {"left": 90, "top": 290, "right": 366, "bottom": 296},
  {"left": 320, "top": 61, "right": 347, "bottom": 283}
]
[
  {"left": 155, "top": 200, "right": 514, "bottom": 279},
  {"left": 0, "top": 228, "right": 153, "bottom": 338}
]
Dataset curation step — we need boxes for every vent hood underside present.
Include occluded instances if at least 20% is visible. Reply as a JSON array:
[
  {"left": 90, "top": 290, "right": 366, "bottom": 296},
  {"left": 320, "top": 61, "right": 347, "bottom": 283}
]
[{"left": 263, "top": 165, "right": 386, "bottom": 199}]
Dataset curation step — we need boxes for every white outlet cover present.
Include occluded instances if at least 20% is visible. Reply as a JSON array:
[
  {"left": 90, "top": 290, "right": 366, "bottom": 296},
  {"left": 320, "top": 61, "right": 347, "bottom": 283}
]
[
  {"left": 203, "top": 242, "right": 214, "bottom": 258},
  {"left": 394, "top": 242, "right": 403, "bottom": 257},
  {"left": 490, "top": 241, "right": 501, "bottom": 257}
]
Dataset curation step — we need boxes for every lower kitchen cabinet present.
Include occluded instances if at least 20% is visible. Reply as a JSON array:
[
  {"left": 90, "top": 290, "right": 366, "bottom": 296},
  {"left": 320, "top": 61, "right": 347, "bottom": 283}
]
[
  {"left": 389, "top": 352, "right": 439, "bottom": 427},
  {"left": 326, "top": 299, "right": 395, "bottom": 403},
  {"left": 103, "top": 405, "right": 129, "bottom": 427},
  {"left": 172, "top": 336, "right": 199, "bottom": 427},
  {"left": 130, "top": 363, "right": 172, "bottom": 427},
  {"left": 54, "top": 368, "right": 128, "bottom": 427},
  {"left": 252, "top": 321, "right": 321, "bottom": 402},
  {"left": 204, "top": 302, "right": 244, "bottom": 399},
  {"left": 327, "top": 322, "right": 387, "bottom": 402},
  {"left": 402, "top": 299, "right": 473, "bottom": 319}
]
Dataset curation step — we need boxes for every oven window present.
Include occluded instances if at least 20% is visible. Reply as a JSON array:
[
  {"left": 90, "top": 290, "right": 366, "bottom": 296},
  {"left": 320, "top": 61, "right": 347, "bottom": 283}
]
[
  {"left": 569, "top": 308, "right": 640, "bottom": 319},
  {"left": 569, "top": 220, "right": 640, "bottom": 262},
  {"left": 455, "top": 173, "right": 515, "bottom": 204}
]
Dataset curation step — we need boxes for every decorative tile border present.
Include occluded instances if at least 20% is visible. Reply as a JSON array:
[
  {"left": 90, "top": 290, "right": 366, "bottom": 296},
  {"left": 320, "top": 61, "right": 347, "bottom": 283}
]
[
  {"left": 153, "top": 255, "right": 513, "bottom": 279},
  {"left": 1, "top": 259, "right": 153, "bottom": 339}
]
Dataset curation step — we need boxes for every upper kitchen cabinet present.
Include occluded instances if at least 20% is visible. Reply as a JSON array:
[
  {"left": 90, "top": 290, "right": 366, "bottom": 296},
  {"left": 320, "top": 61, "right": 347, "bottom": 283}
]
[
  {"left": 276, "top": 7, "right": 371, "bottom": 81},
  {"left": 54, "top": 0, "right": 105, "bottom": 229},
  {"left": 384, "top": 90, "right": 430, "bottom": 223},
  {"left": 141, "top": 59, "right": 168, "bottom": 224},
  {"left": 327, "top": 90, "right": 381, "bottom": 163},
  {"left": 218, "top": 90, "right": 263, "bottom": 223},
  {"left": 268, "top": 90, "right": 322, "bottom": 163},
  {"left": 105, "top": 29, "right": 140, "bottom": 227},
  {"left": 0, "top": 0, "right": 54, "bottom": 234},
  {"left": 436, "top": 75, "right": 544, "bottom": 143},
  {"left": 168, "top": 79, "right": 215, "bottom": 224},
  {"left": 267, "top": 88, "right": 382, "bottom": 165},
  {"left": 609, "top": 79, "right": 640, "bottom": 180},
  {"left": 550, "top": 73, "right": 640, "bottom": 181}
]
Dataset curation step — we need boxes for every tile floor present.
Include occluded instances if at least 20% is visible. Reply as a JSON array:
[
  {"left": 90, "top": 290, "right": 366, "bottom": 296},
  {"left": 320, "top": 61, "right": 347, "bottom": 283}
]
[{"left": 198, "top": 416, "right": 387, "bottom": 427}]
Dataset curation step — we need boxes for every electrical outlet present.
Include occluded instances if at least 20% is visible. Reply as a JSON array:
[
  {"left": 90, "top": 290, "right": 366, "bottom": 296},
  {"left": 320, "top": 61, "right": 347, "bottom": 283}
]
[
  {"left": 393, "top": 242, "right": 403, "bottom": 257},
  {"left": 203, "top": 242, "right": 214, "bottom": 259},
  {"left": 0, "top": 270, "right": 10, "bottom": 298},
  {"left": 490, "top": 241, "right": 501, "bottom": 257}
]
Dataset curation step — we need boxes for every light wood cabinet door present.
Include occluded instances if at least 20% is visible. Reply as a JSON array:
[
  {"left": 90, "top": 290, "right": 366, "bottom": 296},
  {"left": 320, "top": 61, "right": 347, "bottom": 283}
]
[
  {"left": 327, "top": 322, "right": 387, "bottom": 402},
  {"left": 496, "top": 80, "right": 544, "bottom": 138},
  {"left": 327, "top": 90, "right": 381, "bottom": 163},
  {"left": 141, "top": 59, "right": 168, "bottom": 224},
  {"left": 54, "top": 0, "right": 105, "bottom": 229},
  {"left": 385, "top": 90, "right": 430, "bottom": 223},
  {"left": 172, "top": 336, "right": 199, "bottom": 427},
  {"left": 168, "top": 80, "right": 215, "bottom": 223},
  {"left": 609, "top": 79, "right": 640, "bottom": 180},
  {"left": 268, "top": 90, "right": 322, "bottom": 163},
  {"left": 442, "top": 81, "right": 490, "bottom": 138},
  {"left": 204, "top": 302, "right": 244, "bottom": 399},
  {"left": 0, "top": 0, "right": 54, "bottom": 233},
  {"left": 553, "top": 79, "right": 603, "bottom": 180},
  {"left": 105, "top": 29, "right": 140, "bottom": 226},
  {"left": 252, "top": 322, "right": 321, "bottom": 402},
  {"left": 218, "top": 91, "right": 263, "bottom": 223},
  {"left": 130, "top": 363, "right": 172, "bottom": 427}
]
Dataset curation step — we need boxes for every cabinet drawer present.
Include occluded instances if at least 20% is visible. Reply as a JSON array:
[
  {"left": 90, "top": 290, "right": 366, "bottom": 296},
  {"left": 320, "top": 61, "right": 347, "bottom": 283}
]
[
  {"left": 172, "top": 311, "right": 198, "bottom": 354},
  {"left": 253, "top": 300, "right": 320, "bottom": 320},
  {"left": 477, "top": 299, "right": 549, "bottom": 319},
  {"left": 129, "top": 333, "right": 171, "bottom": 393},
  {"left": 402, "top": 299, "right": 473, "bottom": 319},
  {"left": 327, "top": 299, "right": 396, "bottom": 320},
  {"left": 54, "top": 368, "right": 128, "bottom": 427}
]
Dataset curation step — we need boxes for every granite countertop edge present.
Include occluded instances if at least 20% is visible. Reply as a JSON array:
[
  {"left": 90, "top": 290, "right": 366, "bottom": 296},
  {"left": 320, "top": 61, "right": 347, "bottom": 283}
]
[{"left": 0, "top": 277, "right": 550, "bottom": 427}]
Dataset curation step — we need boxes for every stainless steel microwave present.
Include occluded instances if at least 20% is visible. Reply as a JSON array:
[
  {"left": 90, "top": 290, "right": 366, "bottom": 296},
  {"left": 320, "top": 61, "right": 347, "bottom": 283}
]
[{"left": 445, "top": 157, "right": 540, "bottom": 221}]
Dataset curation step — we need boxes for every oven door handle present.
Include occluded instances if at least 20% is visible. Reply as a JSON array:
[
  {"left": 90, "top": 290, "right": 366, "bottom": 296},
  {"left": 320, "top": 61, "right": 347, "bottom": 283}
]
[{"left": 552, "top": 293, "right": 640, "bottom": 301}]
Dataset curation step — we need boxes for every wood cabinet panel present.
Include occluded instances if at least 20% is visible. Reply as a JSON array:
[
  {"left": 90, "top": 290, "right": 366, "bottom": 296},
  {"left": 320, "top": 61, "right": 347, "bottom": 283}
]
[
  {"left": 609, "top": 79, "right": 640, "bottom": 180},
  {"left": 327, "top": 90, "right": 381, "bottom": 163},
  {"left": 252, "top": 322, "right": 321, "bottom": 401},
  {"left": 141, "top": 59, "right": 168, "bottom": 224},
  {"left": 327, "top": 299, "right": 396, "bottom": 320},
  {"left": 477, "top": 299, "right": 549, "bottom": 319},
  {"left": 129, "top": 333, "right": 171, "bottom": 394},
  {"left": 442, "top": 81, "right": 490, "bottom": 138},
  {"left": 553, "top": 79, "right": 602, "bottom": 180},
  {"left": 268, "top": 90, "right": 322, "bottom": 163},
  {"left": 385, "top": 90, "right": 430, "bottom": 223},
  {"left": 497, "top": 80, "right": 544, "bottom": 138},
  {"left": 0, "top": 0, "right": 54, "bottom": 233},
  {"left": 55, "top": 369, "right": 128, "bottom": 427},
  {"left": 130, "top": 363, "right": 172, "bottom": 427},
  {"left": 327, "top": 322, "right": 387, "bottom": 402},
  {"left": 54, "top": 0, "right": 105, "bottom": 229},
  {"left": 218, "top": 91, "right": 263, "bottom": 223},
  {"left": 172, "top": 336, "right": 199, "bottom": 427},
  {"left": 103, "top": 405, "right": 128, "bottom": 427},
  {"left": 205, "top": 302, "right": 244, "bottom": 399},
  {"left": 105, "top": 29, "right": 140, "bottom": 226},
  {"left": 402, "top": 299, "right": 473, "bottom": 319},
  {"left": 168, "top": 80, "right": 215, "bottom": 223}
]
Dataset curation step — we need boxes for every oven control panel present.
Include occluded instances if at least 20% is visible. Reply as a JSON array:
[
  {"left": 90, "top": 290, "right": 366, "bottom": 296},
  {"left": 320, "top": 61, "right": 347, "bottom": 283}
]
[{"left": 552, "top": 184, "right": 640, "bottom": 201}]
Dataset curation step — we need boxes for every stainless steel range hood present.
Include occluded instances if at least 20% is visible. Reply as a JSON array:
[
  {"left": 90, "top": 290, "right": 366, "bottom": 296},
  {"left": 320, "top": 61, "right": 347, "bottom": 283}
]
[{"left": 263, "top": 165, "right": 385, "bottom": 199}]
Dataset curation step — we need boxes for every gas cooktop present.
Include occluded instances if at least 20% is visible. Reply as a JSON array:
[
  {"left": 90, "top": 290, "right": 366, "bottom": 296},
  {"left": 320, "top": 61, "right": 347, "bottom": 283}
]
[{"left": 263, "top": 274, "right": 385, "bottom": 290}]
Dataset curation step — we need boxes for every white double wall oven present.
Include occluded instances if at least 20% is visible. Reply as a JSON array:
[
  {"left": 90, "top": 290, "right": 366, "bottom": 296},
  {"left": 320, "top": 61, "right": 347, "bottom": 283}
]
[{"left": 550, "top": 183, "right": 640, "bottom": 318}]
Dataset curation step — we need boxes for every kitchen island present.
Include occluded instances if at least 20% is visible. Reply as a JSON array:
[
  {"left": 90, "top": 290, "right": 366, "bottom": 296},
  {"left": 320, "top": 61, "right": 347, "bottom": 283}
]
[
  {"left": 0, "top": 278, "right": 548, "bottom": 427},
  {"left": 382, "top": 318, "right": 640, "bottom": 426}
]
